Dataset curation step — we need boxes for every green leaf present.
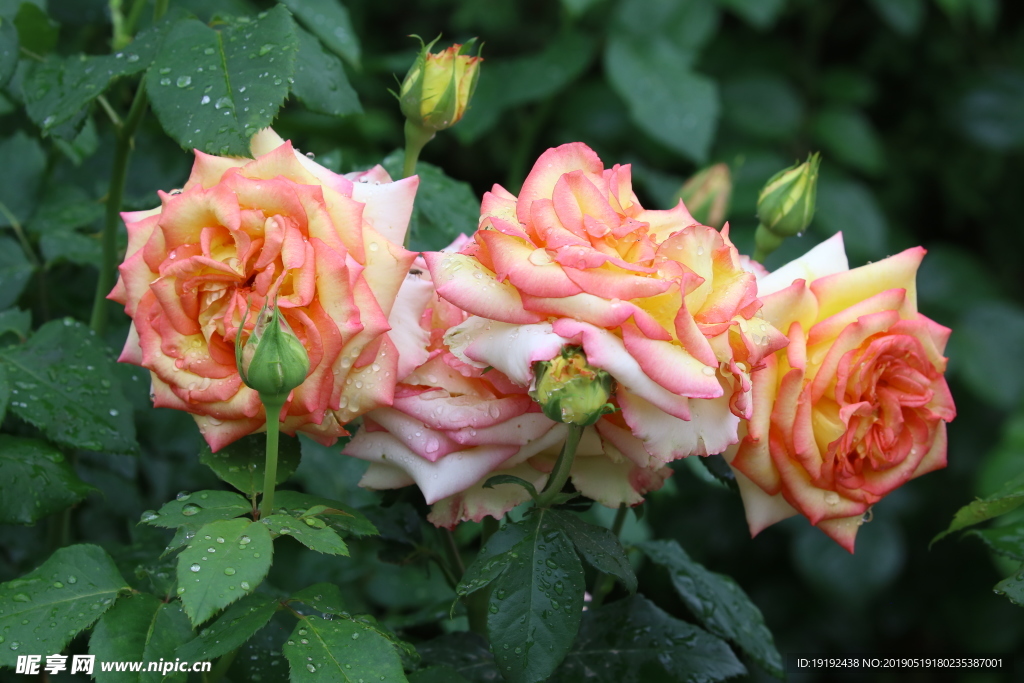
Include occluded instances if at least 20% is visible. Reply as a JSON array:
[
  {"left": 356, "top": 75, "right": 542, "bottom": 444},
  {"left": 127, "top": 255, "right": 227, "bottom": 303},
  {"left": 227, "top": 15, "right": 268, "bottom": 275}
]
[
  {"left": 0, "top": 307, "right": 30, "bottom": 341},
  {"left": 274, "top": 490, "right": 378, "bottom": 537},
  {"left": 558, "top": 0, "right": 602, "bottom": 19},
  {"left": 994, "top": 566, "right": 1024, "bottom": 607},
  {"left": 175, "top": 517, "right": 273, "bottom": 625},
  {"left": 90, "top": 593, "right": 163, "bottom": 682},
  {"left": 290, "top": 582, "right": 346, "bottom": 614},
  {"left": 291, "top": 25, "right": 361, "bottom": 117},
  {"left": 0, "top": 435, "right": 95, "bottom": 524},
  {"left": 140, "top": 602, "right": 195, "bottom": 683},
  {"left": 811, "top": 107, "right": 884, "bottom": 175},
  {"left": 40, "top": 229, "right": 104, "bottom": 268},
  {"left": 26, "top": 184, "right": 103, "bottom": 235},
  {"left": 482, "top": 510, "right": 585, "bottom": 683},
  {"left": 0, "top": 130, "right": 46, "bottom": 228},
  {"left": 454, "top": 31, "right": 597, "bottom": 144},
  {"left": 555, "top": 595, "right": 747, "bottom": 683},
  {"left": 146, "top": 7, "right": 298, "bottom": 157},
  {"left": 23, "top": 16, "right": 173, "bottom": 134},
  {"left": 933, "top": 474, "right": 1024, "bottom": 544},
  {"left": 967, "top": 524, "right": 1024, "bottom": 562},
  {"left": 456, "top": 518, "right": 533, "bottom": 598},
  {"left": 410, "top": 666, "right": 472, "bottom": 683},
  {"left": 546, "top": 509, "right": 636, "bottom": 594},
  {"left": 13, "top": 1, "right": 56, "bottom": 55},
  {"left": 176, "top": 592, "right": 278, "bottom": 661},
  {"left": 0, "top": 318, "right": 138, "bottom": 453},
  {"left": 284, "top": 614, "right": 409, "bottom": 682},
  {"left": 814, "top": 174, "right": 889, "bottom": 261},
  {"left": 716, "top": 0, "right": 787, "bottom": 29},
  {"left": 956, "top": 69, "right": 1024, "bottom": 151},
  {"left": 866, "top": 0, "right": 924, "bottom": 35},
  {"left": 638, "top": 539, "right": 781, "bottom": 678},
  {"left": 0, "top": 16, "right": 16, "bottom": 87},
  {"left": 199, "top": 433, "right": 301, "bottom": 498},
  {"left": 381, "top": 152, "right": 479, "bottom": 252},
  {"left": 721, "top": 74, "right": 803, "bottom": 141},
  {"left": 226, "top": 611, "right": 293, "bottom": 681},
  {"left": 952, "top": 302, "right": 1024, "bottom": 408},
  {"left": 143, "top": 490, "right": 251, "bottom": 529},
  {"left": 53, "top": 113, "right": 100, "bottom": 165},
  {"left": 0, "top": 237, "right": 33, "bottom": 309},
  {"left": 416, "top": 633, "right": 499, "bottom": 683},
  {"left": 604, "top": 35, "right": 718, "bottom": 163},
  {"left": 280, "top": 0, "right": 360, "bottom": 67},
  {"left": 0, "top": 544, "right": 129, "bottom": 667},
  {"left": 262, "top": 513, "right": 350, "bottom": 556}
]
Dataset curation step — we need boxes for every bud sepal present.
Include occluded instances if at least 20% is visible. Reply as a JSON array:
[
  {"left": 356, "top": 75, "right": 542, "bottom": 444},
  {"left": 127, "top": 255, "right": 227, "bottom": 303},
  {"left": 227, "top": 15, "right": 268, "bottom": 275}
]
[
  {"left": 530, "top": 346, "right": 616, "bottom": 427},
  {"left": 235, "top": 300, "right": 310, "bottom": 406}
]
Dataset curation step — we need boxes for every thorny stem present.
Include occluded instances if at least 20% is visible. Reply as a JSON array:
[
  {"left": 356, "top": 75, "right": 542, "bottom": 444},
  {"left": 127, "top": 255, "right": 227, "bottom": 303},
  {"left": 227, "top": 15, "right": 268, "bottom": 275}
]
[
  {"left": 536, "top": 425, "right": 584, "bottom": 508},
  {"left": 590, "top": 504, "right": 629, "bottom": 609}
]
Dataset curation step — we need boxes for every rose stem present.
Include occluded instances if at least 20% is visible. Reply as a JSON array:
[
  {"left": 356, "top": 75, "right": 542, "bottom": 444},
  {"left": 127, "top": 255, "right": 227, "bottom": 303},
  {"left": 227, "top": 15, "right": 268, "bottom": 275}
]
[
  {"left": 536, "top": 424, "right": 584, "bottom": 508},
  {"left": 590, "top": 504, "right": 629, "bottom": 609},
  {"left": 401, "top": 120, "right": 434, "bottom": 180},
  {"left": 258, "top": 399, "right": 284, "bottom": 519},
  {"left": 89, "top": 0, "right": 169, "bottom": 335}
]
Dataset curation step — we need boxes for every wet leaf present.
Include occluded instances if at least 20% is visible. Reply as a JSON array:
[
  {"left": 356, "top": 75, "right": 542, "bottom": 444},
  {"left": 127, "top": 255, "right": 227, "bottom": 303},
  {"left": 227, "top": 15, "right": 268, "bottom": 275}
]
[
  {"left": 142, "top": 490, "right": 251, "bottom": 530},
  {"left": 283, "top": 614, "right": 408, "bottom": 682},
  {"left": 199, "top": 433, "right": 301, "bottom": 498},
  {"left": 176, "top": 593, "right": 278, "bottom": 661},
  {"left": 175, "top": 517, "right": 273, "bottom": 626},
  {"left": 933, "top": 473, "right": 1024, "bottom": 544},
  {"left": 280, "top": 0, "right": 360, "bottom": 67},
  {"left": 146, "top": 6, "right": 298, "bottom": 157},
  {"left": 638, "top": 540, "right": 782, "bottom": 678},
  {"left": 262, "top": 513, "right": 349, "bottom": 556},
  {"left": 546, "top": 510, "right": 636, "bottom": 594},
  {"left": 0, "top": 318, "right": 137, "bottom": 454},
  {"left": 0, "top": 544, "right": 129, "bottom": 668},
  {"left": 273, "top": 490, "right": 377, "bottom": 538},
  {"left": 0, "top": 435, "right": 95, "bottom": 524},
  {"left": 416, "top": 632, "right": 500, "bottom": 683},
  {"left": 0, "top": 16, "right": 16, "bottom": 87},
  {"left": 291, "top": 26, "right": 360, "bottom": 117},
  {"left": 554, "top": 594, "right": 746, "bottom": 682}
]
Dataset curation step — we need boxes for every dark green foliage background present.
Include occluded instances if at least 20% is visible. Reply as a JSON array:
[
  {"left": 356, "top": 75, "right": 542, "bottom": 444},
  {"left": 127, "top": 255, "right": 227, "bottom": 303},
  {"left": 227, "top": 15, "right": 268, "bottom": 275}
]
[{"left": 1, "top": 0, "right": 1023, "bottom": 680}]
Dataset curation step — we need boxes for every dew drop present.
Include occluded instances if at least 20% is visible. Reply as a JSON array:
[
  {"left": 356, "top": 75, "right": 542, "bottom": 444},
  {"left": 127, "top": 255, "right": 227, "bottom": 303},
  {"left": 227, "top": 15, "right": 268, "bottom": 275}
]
[
  {"left": 190, "top": 563, "right": 201, "bottom": 573},
  {"left": 223, "top": 568, "right": 236, "bottom": 576},
  {"left": 176, "top": 75, "right": 192, "bottom": 88}
]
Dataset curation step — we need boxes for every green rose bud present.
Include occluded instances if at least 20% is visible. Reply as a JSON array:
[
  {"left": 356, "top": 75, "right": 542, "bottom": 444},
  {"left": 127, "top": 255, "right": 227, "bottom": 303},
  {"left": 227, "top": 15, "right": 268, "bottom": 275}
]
[
  {"left": 675, "top": 163, "right": 731, "bottom": 228},
  {"left": 753, "top": 153, "right": 821, "bottom": 262},
  {"left": 399, "top": 36, "right": 482, "bottom": 134},
  {"left": 530, "top": 347, "right": 616, "bottom": 427},
  {"left": 235, "top": 301, "right": 310, "bottom": 405}
]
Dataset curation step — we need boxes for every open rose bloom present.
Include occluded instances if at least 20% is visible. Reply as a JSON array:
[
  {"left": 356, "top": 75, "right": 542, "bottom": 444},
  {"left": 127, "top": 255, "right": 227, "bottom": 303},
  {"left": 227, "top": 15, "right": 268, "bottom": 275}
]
[
  {"left": 726, "top": 234, "right": 956, "bottom": 551},
  {"left": 109, "top": 130, "right": 418, "bottom": 450},
  {"left": 387, "top": 142, "right": 790, "bottom": 523},
  {"left": 343, "top": 244, "right": 669, "bottom": 527}
]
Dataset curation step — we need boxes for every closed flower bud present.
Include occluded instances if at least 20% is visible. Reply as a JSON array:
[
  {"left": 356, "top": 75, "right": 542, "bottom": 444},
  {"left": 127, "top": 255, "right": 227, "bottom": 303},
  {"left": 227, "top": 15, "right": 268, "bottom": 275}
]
[
  {"left": 754, "top": 153, "right": 821, "bottom": 262},
  {"left": 757, "top": 153, "right": 820, "bottom": 237},
  {"left": 530, "top": 347, "right": 615, "bottom": 427},
  {"left": 399, "top": 36, "right": 482, "bottom": 133},
  {"left": 236, "top": 302, "right": 310, "bottom": 405},
  {"left": 675, "top": 163, "right": 731, "bottom": 228}
]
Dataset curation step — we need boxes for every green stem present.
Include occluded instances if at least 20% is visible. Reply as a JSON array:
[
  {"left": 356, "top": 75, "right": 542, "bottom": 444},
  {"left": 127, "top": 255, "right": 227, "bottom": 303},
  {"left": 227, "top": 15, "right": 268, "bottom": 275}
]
[
  {"left": 89, "top": 80, "right": 149, "bottom": 335},
  {"left": 0, "top": 200, "right": 41, "bottom": 268},
  {"left": 440, "top": 528, "right": 465, "bottom": 578},
  {"left": 401, "top": 120, "right": 434, "bottom": 180},
  {"left": 590, "top": 504, "right": 629, "bottom": 609},
  {"left": 480, "top": 515, "right": 499, "bottom": 547},
  {"left": 88, "top": 0, "right": 168, "bottom": 335},
  {"left": 536, "top": 425, "right": 584, "bottom": 508},
  {"left": 258, "top": 399, "right": 284, "bottom": 518},
  {"left": 203, "top": 649, "right": 238, "bottom": 683}
]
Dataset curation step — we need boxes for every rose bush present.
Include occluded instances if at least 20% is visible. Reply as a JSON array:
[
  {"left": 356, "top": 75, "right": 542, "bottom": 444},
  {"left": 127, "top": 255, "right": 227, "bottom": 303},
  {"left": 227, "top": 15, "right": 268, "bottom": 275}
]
[
  {"left": 109, "top": 129, "right": 419, "bottom": 450},
  {"left": 726, "top": 234, "right": 956, "bottom": 551},
  {"left": 424, "top": 142, "right": 787, "bottom": 467},
  {"left": 344, "top": 244, "right": 671, "bottom": 527}
]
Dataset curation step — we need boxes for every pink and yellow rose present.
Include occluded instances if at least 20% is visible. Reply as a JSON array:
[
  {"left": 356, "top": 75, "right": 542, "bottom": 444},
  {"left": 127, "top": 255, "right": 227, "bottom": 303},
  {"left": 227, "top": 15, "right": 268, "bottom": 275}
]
[
  {"left": 424, "top": 142, "right": 786, "bottom": 467},
  {"left": 726, "top": 234, "right": 956, "bottom": 551},
  {"left": 343, "top": 243, "right": 671, "bottom": 527},
  {"left": 109, "top": 129, "right": 419, "bottom": 450}
]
